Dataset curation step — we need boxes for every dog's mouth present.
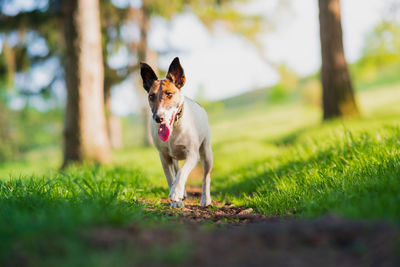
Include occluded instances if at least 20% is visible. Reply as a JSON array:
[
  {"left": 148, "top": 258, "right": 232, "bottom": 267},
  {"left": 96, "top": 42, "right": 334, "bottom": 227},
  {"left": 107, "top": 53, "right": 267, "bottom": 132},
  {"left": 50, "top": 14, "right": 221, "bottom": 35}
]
[{"left": 157, "top": 111, "right": 175, "bottom": 142}]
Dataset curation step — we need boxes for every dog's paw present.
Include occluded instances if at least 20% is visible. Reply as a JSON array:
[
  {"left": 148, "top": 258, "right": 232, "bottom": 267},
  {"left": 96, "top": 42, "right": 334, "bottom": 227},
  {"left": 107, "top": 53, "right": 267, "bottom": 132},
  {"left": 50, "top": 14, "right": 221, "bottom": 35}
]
[
  {"left": 200, "top": 194, "right": 212, "bottom": 207},
  {"left": 170, "top": 200, "right": 184, "bottom": 209},
  {"left": 169, "top": 185, "right": 184, "bottom": 202}
]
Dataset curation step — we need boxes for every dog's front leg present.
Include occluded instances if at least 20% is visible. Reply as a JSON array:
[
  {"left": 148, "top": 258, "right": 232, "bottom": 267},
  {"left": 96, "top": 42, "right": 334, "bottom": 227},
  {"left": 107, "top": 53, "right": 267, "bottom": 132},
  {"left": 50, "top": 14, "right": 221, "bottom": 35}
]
[
  {"left": 159, "top": 152, "right": 176, "bottom": 190},
  {"left": 169, "top": 152, "right": 198, "bottom": 208},
  {"left": 172, "top": 159, "right": 187, "bottom": 199}
]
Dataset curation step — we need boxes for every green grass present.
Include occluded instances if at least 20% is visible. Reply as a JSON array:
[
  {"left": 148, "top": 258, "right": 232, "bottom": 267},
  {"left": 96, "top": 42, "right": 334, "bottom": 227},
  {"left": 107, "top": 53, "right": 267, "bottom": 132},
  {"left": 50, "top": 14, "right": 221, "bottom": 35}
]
[
  {"left": 0, "top": 83, "right": 400, "bottom": 264},
  {"left": 0, "top": 164, "right": 179, "bottom": 265},
  {"left": 216, "top": 126, "right": 400, "bottom": 220}
]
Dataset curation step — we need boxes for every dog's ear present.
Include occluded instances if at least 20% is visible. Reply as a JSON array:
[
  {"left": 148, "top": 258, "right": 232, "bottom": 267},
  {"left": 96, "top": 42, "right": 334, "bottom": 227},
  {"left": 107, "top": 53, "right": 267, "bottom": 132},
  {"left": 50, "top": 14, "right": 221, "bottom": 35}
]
[
  {"left": 166, "top": 57, "right": 185, "bottom": 89},
  {"left": 140, "top": 62, "right": 158, "bottom": 92}
]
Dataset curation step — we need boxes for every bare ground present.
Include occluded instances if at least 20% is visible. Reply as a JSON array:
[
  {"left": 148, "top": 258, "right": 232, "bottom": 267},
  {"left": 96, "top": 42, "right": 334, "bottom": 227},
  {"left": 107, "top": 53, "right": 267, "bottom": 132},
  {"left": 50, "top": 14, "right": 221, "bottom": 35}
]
[
  {"left": 142, "top": 186, "right": 268, "bottom": 224},
  {"left": 87, "top": 187, "right": 400, "bottom": 266}
]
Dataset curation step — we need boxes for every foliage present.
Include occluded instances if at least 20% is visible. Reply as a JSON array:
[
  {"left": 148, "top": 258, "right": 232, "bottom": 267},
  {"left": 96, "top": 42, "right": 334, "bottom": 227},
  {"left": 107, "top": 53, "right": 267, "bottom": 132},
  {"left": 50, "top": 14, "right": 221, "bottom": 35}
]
[
  {"left": 362, "top": 21, "right": 400, "bottom": 66},
  {"left": 352, "top": 21, "right": 400, "bottom": 90},
  {"left": 0, "top": 106, "right": 62, "bottom": 161},
  {"left": 265, "top": 65, "right": 299, "bottom": 103}
]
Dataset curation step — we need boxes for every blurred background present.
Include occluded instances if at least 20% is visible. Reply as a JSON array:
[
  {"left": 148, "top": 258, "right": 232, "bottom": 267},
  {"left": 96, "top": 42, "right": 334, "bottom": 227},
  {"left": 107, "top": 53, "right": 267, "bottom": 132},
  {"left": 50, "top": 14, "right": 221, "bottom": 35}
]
[{"left": 0, "top": 0, "right": 399, "bottom": 171}]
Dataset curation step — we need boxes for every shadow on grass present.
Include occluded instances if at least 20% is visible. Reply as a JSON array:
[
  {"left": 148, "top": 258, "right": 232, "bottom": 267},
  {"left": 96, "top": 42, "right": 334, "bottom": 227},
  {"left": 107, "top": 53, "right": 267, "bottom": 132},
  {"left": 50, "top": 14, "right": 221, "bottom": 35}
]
[
  {"left": 213, "top": 127, "right": 400, "bottom": 221},
  {"left": 213, "top": 143, "right": 340, "bottom": 196},
  {"left": 268, "top": 125, "right": 313, "bottom": 146}
]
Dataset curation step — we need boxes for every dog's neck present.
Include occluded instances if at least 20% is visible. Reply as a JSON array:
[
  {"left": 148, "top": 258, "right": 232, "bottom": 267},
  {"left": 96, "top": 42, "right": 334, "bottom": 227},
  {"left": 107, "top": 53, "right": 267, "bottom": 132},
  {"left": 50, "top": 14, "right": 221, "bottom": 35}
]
[{"left": 174, "top": 98, "right": 184, "bottom": 126}]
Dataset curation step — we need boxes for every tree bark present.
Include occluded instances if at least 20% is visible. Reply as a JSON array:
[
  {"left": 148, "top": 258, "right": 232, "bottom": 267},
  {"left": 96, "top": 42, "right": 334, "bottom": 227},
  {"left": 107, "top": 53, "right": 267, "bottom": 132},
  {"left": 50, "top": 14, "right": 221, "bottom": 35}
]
[
  {"left": 136, "top": 6, "right": 156, "bottom": 147},
  {"left": 62, "top": 0, "right": 111, "bottom": 167},
  {"left": 104, "top": 84, "right": 123, "bottom": 149},
  {"left": 318, "top": 0, "right": 359, "bottom": 120}
]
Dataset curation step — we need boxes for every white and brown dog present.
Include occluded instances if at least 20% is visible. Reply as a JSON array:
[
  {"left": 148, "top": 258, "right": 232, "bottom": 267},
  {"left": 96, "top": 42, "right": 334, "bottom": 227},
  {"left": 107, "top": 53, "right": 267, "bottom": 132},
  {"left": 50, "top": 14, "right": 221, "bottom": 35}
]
[{"left": 140, "top": 57, "right": 213, "bottom": 208}]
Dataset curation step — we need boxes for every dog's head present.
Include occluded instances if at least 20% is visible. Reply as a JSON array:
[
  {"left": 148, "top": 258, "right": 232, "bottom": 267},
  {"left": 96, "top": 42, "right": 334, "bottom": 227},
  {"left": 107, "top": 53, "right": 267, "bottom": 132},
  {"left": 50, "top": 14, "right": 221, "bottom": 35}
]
[{"left": 140, "top": 57, "right": 186, "bottom": 142}]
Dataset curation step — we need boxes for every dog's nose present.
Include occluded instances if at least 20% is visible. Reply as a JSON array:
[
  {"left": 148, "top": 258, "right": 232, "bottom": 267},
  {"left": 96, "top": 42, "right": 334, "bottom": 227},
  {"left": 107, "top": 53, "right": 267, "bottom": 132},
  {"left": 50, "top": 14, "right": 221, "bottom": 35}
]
[{"left": 153, "top": 114, "right": 163, "bottom": 123}]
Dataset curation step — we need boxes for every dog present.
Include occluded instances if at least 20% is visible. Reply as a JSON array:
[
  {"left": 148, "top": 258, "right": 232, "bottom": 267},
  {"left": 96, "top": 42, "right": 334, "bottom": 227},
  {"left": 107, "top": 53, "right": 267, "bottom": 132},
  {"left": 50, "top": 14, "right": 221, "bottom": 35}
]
[{"left": 140, "top": 57, "right": 213, "bottom": 208}]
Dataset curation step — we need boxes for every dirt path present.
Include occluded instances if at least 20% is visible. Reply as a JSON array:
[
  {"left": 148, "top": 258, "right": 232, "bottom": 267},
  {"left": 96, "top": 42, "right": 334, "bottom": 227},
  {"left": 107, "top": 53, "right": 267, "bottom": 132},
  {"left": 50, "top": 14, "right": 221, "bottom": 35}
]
[
  {"left": 87, "top": 185, "right": 400, "bottom": 266},
  {"left": 144, "top": 167, "right": 269, "bottom": 223},
  {"left": 142, "top": 186, "right": 268, "bottom": 224}
]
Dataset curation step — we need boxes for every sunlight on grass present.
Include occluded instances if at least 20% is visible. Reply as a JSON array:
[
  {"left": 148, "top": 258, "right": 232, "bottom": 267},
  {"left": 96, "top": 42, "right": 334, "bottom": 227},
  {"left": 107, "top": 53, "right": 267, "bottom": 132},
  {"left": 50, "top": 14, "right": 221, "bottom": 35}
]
[
  {"left": 218, "top": 126, "right": 400, "bottom": 221},
  {"left": 0, "top": 164, "right": 175, "bottom": 265}
]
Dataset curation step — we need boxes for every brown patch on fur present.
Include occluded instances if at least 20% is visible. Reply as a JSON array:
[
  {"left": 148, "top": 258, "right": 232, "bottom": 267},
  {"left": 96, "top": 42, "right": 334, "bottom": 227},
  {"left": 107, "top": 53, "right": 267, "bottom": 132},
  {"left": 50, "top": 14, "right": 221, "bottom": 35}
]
[
  {"left": 148, "top": 79, "right": 183, "bottom": 116},
  {"left": 141, "top": 57, "right": 186, "bottom": 120},
  {"left": 166, "top": 57, "right": 186, "bottom": 89}
]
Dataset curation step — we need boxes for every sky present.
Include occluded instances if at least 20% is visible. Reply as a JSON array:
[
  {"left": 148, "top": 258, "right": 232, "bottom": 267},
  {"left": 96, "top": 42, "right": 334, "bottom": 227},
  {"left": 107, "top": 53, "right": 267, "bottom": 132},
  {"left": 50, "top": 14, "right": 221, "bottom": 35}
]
[{"left": 111, "top": 0, "right": 387, "bottom": 116}]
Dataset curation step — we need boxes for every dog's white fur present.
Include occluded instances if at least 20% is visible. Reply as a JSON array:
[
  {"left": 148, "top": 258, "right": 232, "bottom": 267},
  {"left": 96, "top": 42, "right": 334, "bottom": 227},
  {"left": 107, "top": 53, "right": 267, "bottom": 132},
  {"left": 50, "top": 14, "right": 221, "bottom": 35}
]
[{"left": 151, "top": 96, "right": 213, "bottom": 208}]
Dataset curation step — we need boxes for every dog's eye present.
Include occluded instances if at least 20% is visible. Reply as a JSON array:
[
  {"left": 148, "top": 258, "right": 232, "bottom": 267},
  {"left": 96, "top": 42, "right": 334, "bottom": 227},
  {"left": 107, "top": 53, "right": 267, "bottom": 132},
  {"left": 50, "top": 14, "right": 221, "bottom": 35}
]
[
  {"left": 149, "top": 94, "right": 155, "bottom": 101},
  {"left": 165, "top": 92, "right": 173, "bottom": 99}
]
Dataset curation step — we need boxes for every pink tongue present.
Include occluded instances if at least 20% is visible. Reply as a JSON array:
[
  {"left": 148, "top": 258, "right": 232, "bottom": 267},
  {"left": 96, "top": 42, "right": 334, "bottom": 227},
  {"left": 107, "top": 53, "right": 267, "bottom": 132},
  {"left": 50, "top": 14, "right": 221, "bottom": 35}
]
[{"left": 158, "top": 123, "right": 170, "bottom": 142}]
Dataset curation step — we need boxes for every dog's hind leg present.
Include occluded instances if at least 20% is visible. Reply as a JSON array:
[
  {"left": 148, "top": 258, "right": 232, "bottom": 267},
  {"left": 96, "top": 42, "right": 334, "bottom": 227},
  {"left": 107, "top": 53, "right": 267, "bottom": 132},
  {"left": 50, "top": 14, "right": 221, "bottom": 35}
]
[
  {"left": 200, "top": 139, "right": 213, "bottom": 207},
  {"left": 172, "top": 159, "right": 179, "bottom": 175}
]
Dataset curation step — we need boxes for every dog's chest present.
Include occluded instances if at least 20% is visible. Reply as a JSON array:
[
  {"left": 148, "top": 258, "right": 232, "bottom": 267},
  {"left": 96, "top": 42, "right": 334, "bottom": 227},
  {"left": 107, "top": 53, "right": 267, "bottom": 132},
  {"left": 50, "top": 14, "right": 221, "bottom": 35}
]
[
  {"left": 154, "top": 140, "right": 190, "bottom": 160},
  {"left": 154, "top": 129, "right": 193, "bottom": 160},
  {"left": 168, "top": 143, "right": 189, "bottom": 160}
]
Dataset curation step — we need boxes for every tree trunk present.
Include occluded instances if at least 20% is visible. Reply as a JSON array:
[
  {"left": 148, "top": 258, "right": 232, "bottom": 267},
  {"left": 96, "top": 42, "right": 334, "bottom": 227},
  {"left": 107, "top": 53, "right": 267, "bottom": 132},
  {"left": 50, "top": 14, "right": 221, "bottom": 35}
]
[
  {"left": 139, "top": 50, "right": 157, "bottom": 147},
  {"left": 2, "top": 41, "right": 16, "bottom": 89},
  {"left": 104, "top": 84, "right": 123, "bottom": 149},
  {"left": 318, "top": 0, "right": 359, "bottom": 120},
  {"left": 136, "top": 6, "right": 156, "bottom": 147},
  {"left": 62, "top": 0, "right": 111, "bottom": 167}
]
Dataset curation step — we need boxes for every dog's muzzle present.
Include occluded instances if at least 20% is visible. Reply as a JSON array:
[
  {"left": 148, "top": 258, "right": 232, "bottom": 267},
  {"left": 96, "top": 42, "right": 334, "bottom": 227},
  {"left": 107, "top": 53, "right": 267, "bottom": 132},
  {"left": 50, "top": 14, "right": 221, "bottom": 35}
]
[{"left": 153, "top": 114, "right": 163, "bottom": 123}]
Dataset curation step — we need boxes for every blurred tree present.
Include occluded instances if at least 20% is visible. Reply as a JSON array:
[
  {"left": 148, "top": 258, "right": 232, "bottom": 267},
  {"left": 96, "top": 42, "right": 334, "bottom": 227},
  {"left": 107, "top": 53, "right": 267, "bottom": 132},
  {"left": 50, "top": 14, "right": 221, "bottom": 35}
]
[
  {"left": 0, "top": 0, "right": 287, "bottom": 155},
  {"left": 318, "top": 0, "right": 359, "bottom": 120},
  {"left": 0, "top": 0, "right": 132, "bottom": 153},
  {"left": 100, "top": 1, "right": 132, "bottom": 149},
  {"left": 357, "top": 21, "right": 400, "bottom": 81},
  {"left": 363, "top": 22, "right": 400, "bottom": 64},
  {"left": 62, "top": 0, "right": 111, "bottom": 166},
  {"left": 0, "top": 41, "right": 16, "bottom": 90},
  {"left": 134, "top": 4, "right": 158, "bottom": 146}
]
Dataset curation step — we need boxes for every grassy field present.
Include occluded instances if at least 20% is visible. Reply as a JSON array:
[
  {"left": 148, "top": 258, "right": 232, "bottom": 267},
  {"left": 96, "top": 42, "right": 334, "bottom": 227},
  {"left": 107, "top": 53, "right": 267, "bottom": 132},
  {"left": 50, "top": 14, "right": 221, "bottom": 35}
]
[
  {"left": 116, "top": 83, "right": 400, "bottom": 221},
  {"left": 0, "top": 83, "right": 399, "bottom": 265}
]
